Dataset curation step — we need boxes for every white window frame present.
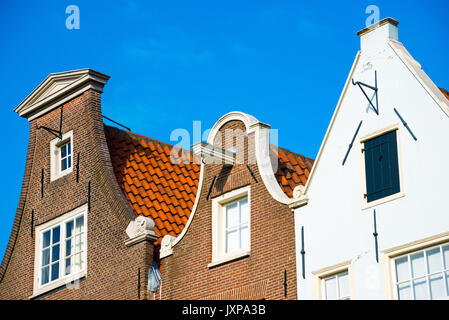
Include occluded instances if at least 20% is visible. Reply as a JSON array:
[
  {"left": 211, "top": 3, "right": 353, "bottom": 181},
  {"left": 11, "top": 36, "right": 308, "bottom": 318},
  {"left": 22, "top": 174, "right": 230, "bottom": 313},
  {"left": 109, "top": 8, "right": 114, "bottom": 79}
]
[
  {"left": 312, "top": 260, "right": 355, "bottom": 300},
  {"left": 50, "top": 130, "right": 73, "bottom": 181},
  {"left": 209, "top": 185, "right": 251, "bottom": 268},
  {"left": 382, "top": 232, "right": 449, "bottom": 300},
  {"left": 359, "top": 124, "right": 405, "bottom": 210},
  {"left": 32, "top": 204, "right": 88, "bottom": 298}
]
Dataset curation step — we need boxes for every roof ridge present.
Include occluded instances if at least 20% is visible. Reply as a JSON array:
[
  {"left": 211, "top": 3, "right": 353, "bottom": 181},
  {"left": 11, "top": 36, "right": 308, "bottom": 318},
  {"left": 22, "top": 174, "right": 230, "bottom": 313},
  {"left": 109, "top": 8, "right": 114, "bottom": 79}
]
[
  {"left": 271, "top": 144, "right": 314, "bottom": 163},
  {"left": 104, "top": 124, "right": 193, "bottom": 155}
]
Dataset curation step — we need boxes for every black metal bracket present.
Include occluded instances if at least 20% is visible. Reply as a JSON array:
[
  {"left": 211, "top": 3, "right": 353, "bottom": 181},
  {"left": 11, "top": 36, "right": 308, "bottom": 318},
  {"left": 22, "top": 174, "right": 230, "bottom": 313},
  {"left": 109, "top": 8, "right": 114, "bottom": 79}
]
[
  {"left": 31, "top": 209, "right": 34, "bottom": 238},
  {"left": 103, "top": 115, "right": 131, "bottom": 132},
  {"left": 137, "top": 267, "right": 141, "bottom": 300},
  {"left": 37, "top": 105, "right": 63, "bottom": 139},
  {"left": 283, "top": 270, "right": 287, "bottom": 297},
  {"left": 372, "top": 209, "right": 379, "bottom": 263},
  {"left": 352, "top": 71, "right": 379, "bottom": 115},
  {"left": 246, "top": 165, "right": 258, "bottom": 183},
  {"left": 76, "top": 152, "right": 80, "bottom": 183},
  {"left": 206, "top": 176, "right": 216, "bottom": 200},
  {"left": 87, "top": 181, "right": 91, "bottom": 212},
  {"left": 394, "top": 108, "right": 417, "bottom": 141},
  {"left": 40, "top": 168, "right": 44, "bottom": 198},
  {"left": 342, "top": 120, "right": 363, "bottom": 166},
  {"left": 300, "top": 226, "right": 305, "bottom": 279}
]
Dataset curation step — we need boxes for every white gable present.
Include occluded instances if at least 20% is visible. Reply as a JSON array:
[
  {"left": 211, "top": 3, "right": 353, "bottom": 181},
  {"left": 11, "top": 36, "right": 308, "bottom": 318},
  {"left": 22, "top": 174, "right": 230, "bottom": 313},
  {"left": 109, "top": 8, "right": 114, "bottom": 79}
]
[
  {"left": 293, "top": 18, "right": 449, "bottom": 300},
  {"left": 14, "top": 69, "right": 110, "bottom": 121}
]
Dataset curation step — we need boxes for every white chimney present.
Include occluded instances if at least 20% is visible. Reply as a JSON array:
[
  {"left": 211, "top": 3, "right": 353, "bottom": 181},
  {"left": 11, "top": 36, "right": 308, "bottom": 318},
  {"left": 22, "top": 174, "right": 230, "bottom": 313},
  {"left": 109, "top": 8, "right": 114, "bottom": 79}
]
[{"left": 356, "top": 17, "right": 399, "bottom": 53}]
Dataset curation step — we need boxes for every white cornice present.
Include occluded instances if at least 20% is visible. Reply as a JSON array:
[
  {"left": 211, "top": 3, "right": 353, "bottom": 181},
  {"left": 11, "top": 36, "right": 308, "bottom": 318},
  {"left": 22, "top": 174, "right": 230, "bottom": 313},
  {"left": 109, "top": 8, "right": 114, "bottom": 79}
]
[
  {"left": 388, "top": 39, "right": 449, "bottom": 117},
  {"left": 192, "top": 141, "right": 235, "bottom": 166},
  {"left": 14, "top": 68, "right": 110, "bottom": 121},
  {"left": 207, "top": 111, "right": 300, "bottom": 205}
]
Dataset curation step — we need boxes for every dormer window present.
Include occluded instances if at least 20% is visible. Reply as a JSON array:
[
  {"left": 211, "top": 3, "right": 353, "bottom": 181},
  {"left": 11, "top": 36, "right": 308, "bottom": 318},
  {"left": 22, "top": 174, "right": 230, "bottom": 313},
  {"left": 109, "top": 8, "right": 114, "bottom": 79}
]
[{"left": 50, "top": 131, "right": 74, "bottom": 181}]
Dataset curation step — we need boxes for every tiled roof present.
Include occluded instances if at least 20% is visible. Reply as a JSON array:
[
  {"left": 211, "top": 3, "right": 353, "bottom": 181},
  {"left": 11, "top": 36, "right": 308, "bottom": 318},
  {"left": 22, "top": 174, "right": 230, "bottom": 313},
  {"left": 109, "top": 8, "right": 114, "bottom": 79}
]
[
  {"left": 440, "top": 87, "right": 449, "bottom": 101},
  {"left": 104, "top": 125, "right": 201, "bottom": 245},
  {"left": 272, "top": 146, "right": 314, "bottom": 198},
  {"left": 104, "top": 126, "right": 314, "bottom": 244}
]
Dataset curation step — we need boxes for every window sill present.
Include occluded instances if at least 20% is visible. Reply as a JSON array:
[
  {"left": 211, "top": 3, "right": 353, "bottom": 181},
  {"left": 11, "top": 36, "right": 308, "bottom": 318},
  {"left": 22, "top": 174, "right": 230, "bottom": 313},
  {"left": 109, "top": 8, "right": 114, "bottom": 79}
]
[
  {"left": 50, "top": 168, "right": 73, "bottom": 182},
  {"left": 208, "top": 249, "right": 250, "bottom": 268},
  {"left": 361, "top": 191, "right": 405, "bottom": 210},
  {"left": 30, "top": 270, "right": 86, "bottom": 299}
]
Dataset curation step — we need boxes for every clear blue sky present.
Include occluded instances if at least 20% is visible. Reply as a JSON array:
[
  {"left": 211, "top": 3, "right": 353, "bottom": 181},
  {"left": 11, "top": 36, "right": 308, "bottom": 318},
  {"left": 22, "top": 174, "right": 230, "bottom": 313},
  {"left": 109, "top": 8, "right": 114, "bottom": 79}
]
[{"left": 0, "top": 1, "right": 447, "bottom": 262}]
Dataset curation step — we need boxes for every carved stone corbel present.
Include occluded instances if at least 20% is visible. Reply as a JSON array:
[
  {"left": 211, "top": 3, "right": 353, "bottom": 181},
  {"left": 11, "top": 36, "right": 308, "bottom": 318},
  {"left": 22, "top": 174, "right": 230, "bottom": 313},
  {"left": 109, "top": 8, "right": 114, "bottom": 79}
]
[
  {"left": 125, "top": 216, "right": 158, "bottom": 246},
  {"left": 160, "top": 234, "right": 177, "bottom": 258}
]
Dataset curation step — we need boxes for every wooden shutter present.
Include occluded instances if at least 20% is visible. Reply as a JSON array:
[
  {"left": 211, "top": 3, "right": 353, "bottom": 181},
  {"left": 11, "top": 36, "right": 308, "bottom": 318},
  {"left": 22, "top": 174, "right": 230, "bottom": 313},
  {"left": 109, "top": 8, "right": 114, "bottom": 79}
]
[{"left": 364, "top": 130, "right": 400, "bottom": 202}]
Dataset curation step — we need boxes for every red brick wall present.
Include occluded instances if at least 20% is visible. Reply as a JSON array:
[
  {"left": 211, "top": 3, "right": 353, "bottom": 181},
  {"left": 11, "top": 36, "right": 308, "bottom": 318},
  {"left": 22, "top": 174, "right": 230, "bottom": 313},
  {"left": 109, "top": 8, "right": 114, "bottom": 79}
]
[
  {"left": 159, "top": 120, "right": 297, "bottom": 300},
  {"left": 0, "top": 90, "right": 154, "bottom": 300}
]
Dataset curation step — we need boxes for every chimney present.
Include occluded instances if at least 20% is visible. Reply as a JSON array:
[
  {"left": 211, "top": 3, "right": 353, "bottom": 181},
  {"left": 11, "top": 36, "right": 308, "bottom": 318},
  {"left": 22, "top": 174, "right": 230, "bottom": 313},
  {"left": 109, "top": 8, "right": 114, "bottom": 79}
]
[{"left": 356, "top": 17, "right": 399, "bottom": 53}]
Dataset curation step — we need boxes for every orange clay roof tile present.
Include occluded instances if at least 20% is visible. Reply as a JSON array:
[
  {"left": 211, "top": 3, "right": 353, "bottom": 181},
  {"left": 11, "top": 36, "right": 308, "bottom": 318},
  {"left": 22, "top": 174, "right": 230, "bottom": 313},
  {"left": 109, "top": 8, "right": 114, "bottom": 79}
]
[
  {"left": 439, "top": 88, "right": 449, "bottom": 101},
  {"left": 105, "top": 125, "right": 314, "bottom": 246},
  {"left": 271, "top": 145, "right": 314, "bottom": 198}
]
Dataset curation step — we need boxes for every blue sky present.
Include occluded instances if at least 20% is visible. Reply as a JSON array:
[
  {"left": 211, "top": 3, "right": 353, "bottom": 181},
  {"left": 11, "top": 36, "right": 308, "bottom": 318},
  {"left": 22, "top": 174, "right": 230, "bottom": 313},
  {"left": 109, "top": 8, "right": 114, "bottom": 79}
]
[{"left": 0, "top": 0, "right": 447, "bottom": 262}]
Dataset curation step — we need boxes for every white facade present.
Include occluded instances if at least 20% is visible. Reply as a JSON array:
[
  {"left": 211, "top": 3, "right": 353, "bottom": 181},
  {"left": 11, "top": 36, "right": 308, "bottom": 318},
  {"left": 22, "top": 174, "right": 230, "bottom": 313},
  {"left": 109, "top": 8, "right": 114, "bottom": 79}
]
[{"left": 293, "top": 18, "right": 449, "bottom": 300}]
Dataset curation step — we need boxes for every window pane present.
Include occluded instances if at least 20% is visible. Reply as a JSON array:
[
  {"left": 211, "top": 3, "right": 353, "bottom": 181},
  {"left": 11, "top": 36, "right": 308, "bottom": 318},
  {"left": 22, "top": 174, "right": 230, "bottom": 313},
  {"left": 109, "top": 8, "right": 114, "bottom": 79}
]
[
  {"left": 41, "top": 266, "right": 49, "bottom": 285},
  {"left": 240, "top": 225, "right": 249, "bottom": 250},
  {"left": 226, "top": 229, "right": 239, "bottom": 253},
  {"left": 74, "top": 253, "right": 82, "bottom": 272},
  {"left": 338, "top": 272, "right": 350, "bottom": 299},
  {"left": 43, "top": 230, "right": 51, "bottom": 248},
  {"left": 52, "top": 244, "right": 60, "bottom": 262},
  {"left": 76, "top": 216, "right": 84, "bottom": 234},
  {"left": 62, "top": 158, "right": 67, "bottom": 171},
  {"left": 75, "top": 234, "right": 83, "bottom": 252},
  {"left": 61, "top": 144, "right": 67, "bottom": 157},
  {"left": 446, "top": 272, "right": 449, "bottom": 295},
  {"left": 324, "top": 277, "right": 337, "bottom": 300},
  {"left": 65, "top": 258, "right": 71, "bottom": 276},
  {"left": 427, "top": 248, "right": 442, "bottom": 274},
  {"left": 42, "top": 248, "right": 50, "bottom": 266},
  {"left": 413, "top": 278, "right": 428, "bottom": 300},
  {"left": 395, "top": 256, "right": 409, "bottom": 282},
  {"left": 226, "top": 203, "right": 239, "bottom": 228},
  {"left": 411, "top": 252, "right": 425, "bottom": 278},
  {"left": 52, "top": 226, "right": 60, "bottom": 244},
  {"left": 443, "top": 245, "right": 449, "bottom": 269},
  {"left": 80, "top": 253, "right": 84, "bottom": 270},
  {"left": 240, "top": 198, "right": 249, "bottom": 223},
  {"left": 68, "top": 155, "right": 72, "bottom": 168},
  {"left": 67, "top": 142, "right": 71, "bottom": 155},
  {"left": 51, "top": 262, "right": 59, "bottom": 281},
  {"left": 397, "top": 282, "right": 411, "bottom": 300},
  {"left": 429, "top": 274, "right": 445, "bottom": 299},
  {"left": 66, "top": 220, "right": 74, "bottom": 238},
  {"left": 66, "top": 239, "right": 72, "bottom": 257}
]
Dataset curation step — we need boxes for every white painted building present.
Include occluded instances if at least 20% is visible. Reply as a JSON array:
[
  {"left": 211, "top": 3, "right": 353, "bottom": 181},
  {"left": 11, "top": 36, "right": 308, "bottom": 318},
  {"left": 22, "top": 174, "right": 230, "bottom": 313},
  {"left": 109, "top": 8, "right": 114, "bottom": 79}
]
[{"left": 292, "top": 18, "right": 449, "bottom": 300}]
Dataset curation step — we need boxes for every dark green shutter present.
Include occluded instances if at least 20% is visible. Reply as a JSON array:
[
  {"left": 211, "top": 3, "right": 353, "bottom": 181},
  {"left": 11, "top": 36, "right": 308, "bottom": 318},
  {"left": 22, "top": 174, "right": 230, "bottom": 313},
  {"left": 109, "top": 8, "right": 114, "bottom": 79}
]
[{"left": 364, "top": 130, "right": 400, "bottom": 202}]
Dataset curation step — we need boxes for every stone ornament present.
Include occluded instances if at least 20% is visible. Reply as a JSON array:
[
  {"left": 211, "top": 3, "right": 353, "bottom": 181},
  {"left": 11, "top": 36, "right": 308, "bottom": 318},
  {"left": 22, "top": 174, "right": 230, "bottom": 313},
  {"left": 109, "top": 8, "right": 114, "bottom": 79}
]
[
  {"left": 125, "top": 216, "right": 158, "bottom": 246},
  {"left": 160, "top": 235, "right": 177, "bottom": 258},
  {"left": 293, "top": 185, "right": 305, "bottom": 199}
]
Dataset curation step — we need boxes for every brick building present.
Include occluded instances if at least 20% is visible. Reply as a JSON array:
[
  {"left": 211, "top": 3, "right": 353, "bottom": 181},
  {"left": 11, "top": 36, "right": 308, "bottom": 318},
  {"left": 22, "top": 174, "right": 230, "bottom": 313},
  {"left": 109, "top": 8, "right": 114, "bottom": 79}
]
[{"left": 0, "top": 68, "right": 313, "bottom": 299}]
